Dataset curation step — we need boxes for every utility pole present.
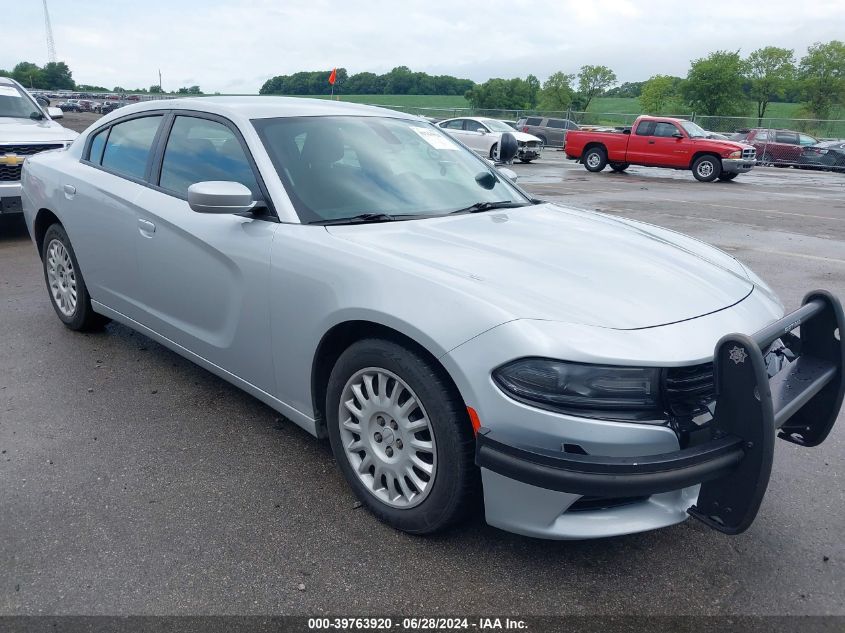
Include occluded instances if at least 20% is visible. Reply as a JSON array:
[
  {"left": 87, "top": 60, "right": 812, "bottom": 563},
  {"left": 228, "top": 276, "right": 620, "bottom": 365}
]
[
  {"left": 42, "top": 0, "right": 57, "bottom": 63},
  {"left": 158, "top": 69, "right": 163, "bottom": 93}
]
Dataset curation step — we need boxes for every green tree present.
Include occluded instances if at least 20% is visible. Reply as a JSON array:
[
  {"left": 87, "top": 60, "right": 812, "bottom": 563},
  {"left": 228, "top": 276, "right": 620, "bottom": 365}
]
[
  {"left": 577, "top": 65, "right": 616, "bottom": 111},
  {"left": 744, "top": 47, "right": 795, "bottom": 124},
  {"left": 798, "top": 40, "right": 845, "bottom": 119},
  {"left": 12, "top": 62, "right": 45, "bottom": 89},
  {"left": 640, "top": 74, "right": 682, "bottom": 114},
  {"left": 187, "top": 85, "right": 202, "bottom": 94},
  {"left": 113, "top": 86, "right": 125, "bottom": 93},
  {"left": 0, "top": 69, "right": 10, "bottom": 78},
  {"left": 464, "top": 77, "right": 537, "bottom": 110},
  {"left": 682, "top": 50, "right": 747, "bottom": 116},
  {"left": 149, "top": 84, "right": 164, "bottom": 94},
  {"left": 41, "top": 62, "right": 75, "bottom": 90},
  {"left": 539, "top": 72, "right": 575, "bottom": 110}
]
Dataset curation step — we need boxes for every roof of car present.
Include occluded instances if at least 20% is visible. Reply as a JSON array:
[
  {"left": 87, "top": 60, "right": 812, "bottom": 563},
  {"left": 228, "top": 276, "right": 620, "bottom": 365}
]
[{"left": 111, "top": 96, "right": 419, "bottom": 121}]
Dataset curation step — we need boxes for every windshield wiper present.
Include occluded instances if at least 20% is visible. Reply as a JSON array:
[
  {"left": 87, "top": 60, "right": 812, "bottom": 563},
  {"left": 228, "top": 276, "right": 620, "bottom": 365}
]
[
  {"left": 449, "top": 201, "right": 527, "bottom": 215},
  {"left": 310, "top": 212, "right": 396, "bottom": 225}
]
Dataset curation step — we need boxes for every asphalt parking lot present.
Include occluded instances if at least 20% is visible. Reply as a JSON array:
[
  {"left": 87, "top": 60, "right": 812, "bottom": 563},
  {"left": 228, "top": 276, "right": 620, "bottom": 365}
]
[{"left": 1, "top": 138, "right": 844, "bottom": 615}]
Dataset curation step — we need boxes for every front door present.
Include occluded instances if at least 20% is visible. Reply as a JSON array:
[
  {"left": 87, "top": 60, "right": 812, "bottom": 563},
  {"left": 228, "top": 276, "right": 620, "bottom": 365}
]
[{"left": 130, "top": 113, "right": 279, "bottom": 392}]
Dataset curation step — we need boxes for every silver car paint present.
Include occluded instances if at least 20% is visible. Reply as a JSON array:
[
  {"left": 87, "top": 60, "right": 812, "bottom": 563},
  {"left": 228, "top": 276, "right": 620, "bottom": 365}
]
[{"left": 21, "top": 97, "right": 786, "bottom": 538}]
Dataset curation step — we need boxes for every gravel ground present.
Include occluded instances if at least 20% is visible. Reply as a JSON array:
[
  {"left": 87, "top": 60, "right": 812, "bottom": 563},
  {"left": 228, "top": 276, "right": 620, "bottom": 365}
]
[{"left": 0, "top": 146, "right": 843, "bottom": 616}]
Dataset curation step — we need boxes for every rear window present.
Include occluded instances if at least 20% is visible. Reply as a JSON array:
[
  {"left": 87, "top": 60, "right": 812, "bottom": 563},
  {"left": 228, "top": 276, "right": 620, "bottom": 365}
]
[
  {"left": 525, "top": 117, "right": 542, "bottom": 126},
  {"left": 101, "top": 116, "right": 163, "bottom": 179}
]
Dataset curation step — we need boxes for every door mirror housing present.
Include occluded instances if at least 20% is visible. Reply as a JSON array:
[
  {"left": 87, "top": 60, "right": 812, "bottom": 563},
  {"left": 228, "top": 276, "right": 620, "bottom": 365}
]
[
  {"left": 187, "top": 181, "right": 256, "bottom": 214},
  {"left": 47, "top": 106, "right": 64, "bottom": 119},
  {"left": 498, "top": 132, "right": 519, "bottom": 163},
  {"left": 672, "top": 132, "right": 684, "bottom": 139}
]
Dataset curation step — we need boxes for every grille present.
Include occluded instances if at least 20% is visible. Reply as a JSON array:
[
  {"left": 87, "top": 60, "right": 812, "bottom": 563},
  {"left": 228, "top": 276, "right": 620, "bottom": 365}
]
[
  {"left": 742, "top": 147, "right": 756, "bottom": 160},
  {"left": 0, "top": 143, "right": 63, "bottom": 156},
  {"left": 0, "top": 144, "right": 62, "bottom": 182},
  {"left": 664, "top": 362, "right": 715, "bottom": 425},
  {"left": 0, "top": 165, "right": 22, "bottom": 182}
]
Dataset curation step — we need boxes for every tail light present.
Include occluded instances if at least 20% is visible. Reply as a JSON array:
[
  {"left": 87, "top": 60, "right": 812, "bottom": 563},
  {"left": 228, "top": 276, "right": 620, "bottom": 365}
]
[{"left": 521, "top": 126, "right": 529, "bottom": 132}]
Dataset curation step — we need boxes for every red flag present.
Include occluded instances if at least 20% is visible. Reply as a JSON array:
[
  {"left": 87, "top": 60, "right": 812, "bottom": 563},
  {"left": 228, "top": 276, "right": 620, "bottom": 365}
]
[{"left": 328, "top": 68, "right": 337, "bottom": 85}]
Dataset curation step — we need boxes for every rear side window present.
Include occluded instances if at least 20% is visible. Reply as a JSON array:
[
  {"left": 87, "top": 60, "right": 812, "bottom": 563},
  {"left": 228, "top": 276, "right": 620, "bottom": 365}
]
[
  {"left": 87, "top": 128, "right": 108, "bottom": 164},
  {"left": 525, "top": 117, "right": 542, "bottom": 126},
  {"left": 546, "top": 119, "right": 567, "bottom": 129},
  {"left": 775, "top": 131, "right": 799, "bottom": 144},
  {"left": 442, "top": 119, "right": 464, "bottom": 130},
  {"left": 754, "top": 130, "right": 769, "bottom": 141},
  {"left": 101, "top": 116, "right": 163, "bottom": 179},
  {"left": 159, "top": 116, "right": 259, "bottom": 197},
  {"left": 798, "top": 134, "right": 817, "bottom": 146}
]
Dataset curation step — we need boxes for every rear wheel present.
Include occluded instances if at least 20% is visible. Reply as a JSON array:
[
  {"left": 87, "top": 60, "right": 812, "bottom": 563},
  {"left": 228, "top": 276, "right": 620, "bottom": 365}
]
[
  {"left": 759, "top": 152, "right": 774, "bottom": 166},
  {"left": 692, "top": 155, "right": 721, "bottom": 182},
  {"left": 610, "top": 162, "right": 629, "bottom": 172},
  {"left": 41, "top": 224, "right": 109, "bottom": 331},
  {"left": 326, "top": 339, "right": 478, "bottom": 534},
  {"left": 717, "top": 172, "right": 738, "bottom": 181},
  {"left": 583, "top": 146, "right": 607, "bottom": 172},
  {"left": 519, "top": 158, "right": 533, "bottom": 163}
]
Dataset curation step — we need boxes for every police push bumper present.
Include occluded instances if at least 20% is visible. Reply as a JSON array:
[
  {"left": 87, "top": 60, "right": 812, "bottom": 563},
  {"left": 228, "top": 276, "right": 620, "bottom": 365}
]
[{"left": 476, "top": 290, "right": 844, "bottom": 535}]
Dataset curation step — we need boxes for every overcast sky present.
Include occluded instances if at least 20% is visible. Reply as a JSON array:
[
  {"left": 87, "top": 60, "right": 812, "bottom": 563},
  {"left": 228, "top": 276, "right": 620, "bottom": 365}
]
[{"left": 4, "top": 0, "right": 844, "bottom": 93}]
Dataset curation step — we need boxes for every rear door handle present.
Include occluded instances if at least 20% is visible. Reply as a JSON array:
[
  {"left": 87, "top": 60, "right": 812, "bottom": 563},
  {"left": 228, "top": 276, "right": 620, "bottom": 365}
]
[{"left": 138, "top": 218, "right": 156, "bottom": 234}]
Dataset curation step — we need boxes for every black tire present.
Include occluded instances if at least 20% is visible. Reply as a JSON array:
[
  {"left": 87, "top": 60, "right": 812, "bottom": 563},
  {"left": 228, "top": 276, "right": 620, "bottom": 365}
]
[
  {"left": 583, "top": 146, "right": 608, "bottom": 172},
  {"left": 41, "top": 223, "right": 109, "bottom": 331},
  {"left": 536, "top": 134, "right": 547, "bottom": 149},
  {"left": 717, "top": 172, "right": 738, "bottom": 181},
  {"left": 489, "top": 143, "right": 498, "bottom": 160},
  {"left": 691, "top": 154, "right": 721, "bottom": 182},
  {"left": 519, "top": 158, "right": 533, "bottom": 163},
  {"left": 326, "top": 338, "right": 478, "bottom": 534},
  {"left": 759, "top": 152, "right": 774, "bottom": 166},
  {"left": 610, "top": 162, "right": 629, "bottom": 172}
]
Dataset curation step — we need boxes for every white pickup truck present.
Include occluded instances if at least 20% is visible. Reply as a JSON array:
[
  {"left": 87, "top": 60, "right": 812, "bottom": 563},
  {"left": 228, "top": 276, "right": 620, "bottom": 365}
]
[{"left": 1, "top": 77, "right": 78, "bottom": 215}]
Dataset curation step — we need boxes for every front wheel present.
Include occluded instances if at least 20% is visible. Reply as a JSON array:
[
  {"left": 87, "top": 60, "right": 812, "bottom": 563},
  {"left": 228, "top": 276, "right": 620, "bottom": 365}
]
[
  {"left": 489, "top": 143, "right": 498, "bottom": 160},
  {"left": 41, "top": 223, "right": 109, "bottom": 331},
  {"left": 717, "top": 172, "right": 739, "bottom": 181},
  {"left": 519, "top": 158, "right": 533, "bottom": 163},
  {"left": 583, "top": 146, "right": 607, "bottom": 172},
  {"left": 326, "top": 339, "right": 478, "bottom": 534},
  {"left": 692, "top": 155, "right": 721, "bottom": 182}
]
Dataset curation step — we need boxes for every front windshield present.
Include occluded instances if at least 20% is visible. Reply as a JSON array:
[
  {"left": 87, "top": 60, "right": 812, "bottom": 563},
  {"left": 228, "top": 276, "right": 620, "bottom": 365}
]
[
  {"left": 253, "top": 116, "right": 528, "bottom": 223},
  {"left": 482, "top": 119, "right": 515, "bottom": 133},
  {"left": 0, "top": 83, "right": 42, "bottom": 119},
  {"left": 680, "top": 120, "right": 707, "bottom": 138}
]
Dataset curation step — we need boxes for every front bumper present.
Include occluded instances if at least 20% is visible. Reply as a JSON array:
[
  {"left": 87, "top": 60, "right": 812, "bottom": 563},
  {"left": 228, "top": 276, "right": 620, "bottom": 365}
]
[
  {"left": 476, "top": 290, "right": 844, "bottom": 537},
  {"left": 0, "top": 181, "right": 23, "bottom": 214},
  {"left": 721, "top": 158, "right": 755, "bottom": 174},
  {"left": 517, "top": 147, "right": 540, "bottom": 160}
]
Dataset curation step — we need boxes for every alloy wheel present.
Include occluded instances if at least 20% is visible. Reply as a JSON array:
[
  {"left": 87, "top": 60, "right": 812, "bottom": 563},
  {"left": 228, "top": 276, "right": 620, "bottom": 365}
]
[
  {"left": 338, "top": 367, "right": 437, "bottom": 508},
  {"left": 46, "top": 239, "right": 78, "bottom": 317}
]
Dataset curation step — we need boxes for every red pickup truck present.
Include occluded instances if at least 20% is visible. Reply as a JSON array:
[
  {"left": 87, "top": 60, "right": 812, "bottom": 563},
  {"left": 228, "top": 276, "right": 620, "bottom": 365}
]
[{"left": 565, "top": 116, "right": 757, "bottom": 182}]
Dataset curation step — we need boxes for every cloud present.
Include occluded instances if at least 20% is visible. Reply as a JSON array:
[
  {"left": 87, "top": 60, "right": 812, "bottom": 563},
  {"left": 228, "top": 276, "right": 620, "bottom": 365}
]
[{"left": 2, "top": 0, "right": 843, "bottom": 93}]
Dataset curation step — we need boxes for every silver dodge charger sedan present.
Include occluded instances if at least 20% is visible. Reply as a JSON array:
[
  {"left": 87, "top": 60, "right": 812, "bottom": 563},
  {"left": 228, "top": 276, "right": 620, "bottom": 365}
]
[{"left": 21, "top": 97, "right": 844, "bottom": 540}]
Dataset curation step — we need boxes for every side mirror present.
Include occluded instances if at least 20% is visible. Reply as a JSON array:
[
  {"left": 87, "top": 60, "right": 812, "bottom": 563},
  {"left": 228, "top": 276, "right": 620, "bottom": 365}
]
[
  {"left": 187, "top": 181, "right": 256, "bottom": 214},
  {"left": 477, "top": 128, "right": 487, "bottom": 134},
  {"left": 47, "top": 106, "right": 64, "bottom": 119},
  {"left": 498, "top": 167, "right": 518, "bottom": 183},
  {"left": 672, "top": 132, "right": 684, "bottom": 139},
  {"left": 498, "top": 132, "right": 519, "bottom": 163}
]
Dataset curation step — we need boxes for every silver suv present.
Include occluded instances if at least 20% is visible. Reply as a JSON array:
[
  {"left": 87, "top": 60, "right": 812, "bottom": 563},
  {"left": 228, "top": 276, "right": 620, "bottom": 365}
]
[{"left": 515, "top": 116, "right": 580, "bottom": 148}]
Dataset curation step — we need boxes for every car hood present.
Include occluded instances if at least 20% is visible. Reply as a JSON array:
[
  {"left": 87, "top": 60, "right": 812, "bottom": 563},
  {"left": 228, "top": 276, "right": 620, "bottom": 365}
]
[
  {"left": 327, "top": 203, "right": 754, "bottom": 330},
  {"left": 510, "top": 131, "right": 542, "bottom": 143},
  {"left": 0, "top": 116, "right": 78, "bottom": 143},
  {"left": 691, "top": 138, "right": 752, "bottom": 153}
]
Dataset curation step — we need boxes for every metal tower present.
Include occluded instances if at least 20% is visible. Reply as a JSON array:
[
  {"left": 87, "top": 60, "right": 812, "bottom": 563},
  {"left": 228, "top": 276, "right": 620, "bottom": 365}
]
[{"left": 42, "top": 0, "right": 57, "bottom": 63}]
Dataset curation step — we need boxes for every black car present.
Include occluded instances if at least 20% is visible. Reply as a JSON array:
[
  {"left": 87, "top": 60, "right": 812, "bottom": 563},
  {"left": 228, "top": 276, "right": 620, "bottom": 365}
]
[
  {"left": 100, "top": 101, "right": 128, "bottom": 115},
  {"left": 797, "top": 140, "right": 845, "bottom": 172}
]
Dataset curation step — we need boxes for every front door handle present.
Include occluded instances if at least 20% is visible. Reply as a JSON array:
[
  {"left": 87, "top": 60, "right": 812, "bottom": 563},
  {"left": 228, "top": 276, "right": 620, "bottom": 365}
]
[
  {"left": 648, "top": 140, "right": 656, "bottom": 144},
  {"left": 138, "top": 218, "right": 156, "bottom": 234},
  {"left": 63, "top": 184, "right": 76, "bottom": 199}
]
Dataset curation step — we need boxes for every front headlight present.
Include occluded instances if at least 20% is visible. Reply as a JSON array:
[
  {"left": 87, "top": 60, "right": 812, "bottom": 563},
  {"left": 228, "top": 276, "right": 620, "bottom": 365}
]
[
  {"left": 493, "top": 358, "right": 663, "bottom": 421},
  {"left": 728, "top": 150, "right": 742, "bottom": 159}
]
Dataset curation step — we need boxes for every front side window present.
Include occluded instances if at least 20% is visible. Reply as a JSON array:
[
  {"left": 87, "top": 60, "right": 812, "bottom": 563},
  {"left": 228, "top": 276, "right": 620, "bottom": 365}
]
[
  {"left": 101, "top": 115, "right": 163, "bottom": 179},
  {"left": 754, "top": 130, "right": 769, "bottom": 141},
  {"left": 775, "top": 131, "right": 799, "bottom": 144},
  {"left": 159, "top": 116, "right": 259, "bottom": 197},
  {"left": 465, "top": 120, "right": 487, "bottom": 133},
  {"left": 253, "top": 116, "right": 528, "bottom": 224},
  {"left": 636, "top": 121, "right": 655, "bottom": 136},
  {"left": 799, "top": 134, "right": 818, "bottom": 146},
  {"left": 654, "top": 122, "right": 680, "bottom": 137}
]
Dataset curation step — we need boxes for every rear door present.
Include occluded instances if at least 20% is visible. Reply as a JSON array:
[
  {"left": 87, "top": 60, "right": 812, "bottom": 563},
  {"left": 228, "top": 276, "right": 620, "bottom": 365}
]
[
  {"left": 129, "top": 111, "right": 279, "bottom": 392},
  {"left": 60, "top": 112, "right": 166, "bottom": 320}
]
